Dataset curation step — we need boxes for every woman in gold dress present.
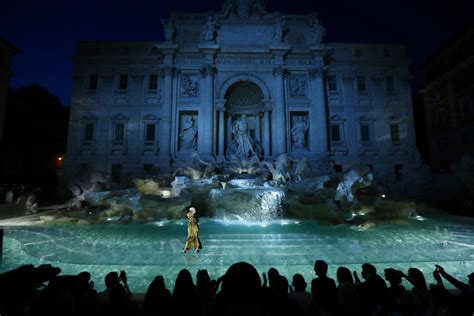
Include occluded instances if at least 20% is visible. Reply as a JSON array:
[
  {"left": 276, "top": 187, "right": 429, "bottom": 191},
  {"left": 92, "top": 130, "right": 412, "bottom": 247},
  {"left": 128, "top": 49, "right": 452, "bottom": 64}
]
[{"left": 182, "top": 207, "right": 202, "bottom": 253}]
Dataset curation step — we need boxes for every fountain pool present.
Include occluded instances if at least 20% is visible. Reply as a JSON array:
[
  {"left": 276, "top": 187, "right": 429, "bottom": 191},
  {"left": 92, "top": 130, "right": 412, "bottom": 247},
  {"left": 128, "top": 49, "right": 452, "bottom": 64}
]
[{"left": 1, "top": 214, "right": 473, "bottom": 293}]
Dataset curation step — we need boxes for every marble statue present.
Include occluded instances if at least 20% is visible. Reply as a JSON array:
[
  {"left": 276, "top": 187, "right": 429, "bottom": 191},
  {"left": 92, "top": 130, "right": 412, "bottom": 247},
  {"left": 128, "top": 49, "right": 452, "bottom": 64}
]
[
  {"left": 274, "top": 15, "right": 288, "bottom": 43},
  {"left": 5, "top": 190, "right": 13, "bottom": 204},
  {"left": 203, "top": 16, "right": 219, "bottom": 43},
  {"left": 180, "top": 117, "right": 198, "bottom": 150},
  {"left": 291, "top": 117, "right": 308, "bottom": 149},
  {"left": 249, "top": 0, "right": 266, "bottom": 17},
  {"left": 291, "top": 156, "right": 310, "bottom": 182},
  {"left": 222, "top": 0, "right": 238, "bottom": 17},
  {"left": 181, "top": 76, "right": 199, "bottom": 97},
  {"left": 161, "top": 18, "right": 176, "bottom": 43},
  {"left": 310, "top": 18, "right": 326, "bottom": 45},
  {"left": 228, "top": 114, "right": 256, "bottom": 158}
]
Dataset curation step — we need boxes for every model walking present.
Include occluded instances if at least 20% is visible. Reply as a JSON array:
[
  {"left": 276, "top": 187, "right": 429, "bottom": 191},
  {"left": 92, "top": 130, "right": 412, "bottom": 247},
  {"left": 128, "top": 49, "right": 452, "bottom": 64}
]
[{"left": 182, "top": 207, "right": 202, "bottom": 253}]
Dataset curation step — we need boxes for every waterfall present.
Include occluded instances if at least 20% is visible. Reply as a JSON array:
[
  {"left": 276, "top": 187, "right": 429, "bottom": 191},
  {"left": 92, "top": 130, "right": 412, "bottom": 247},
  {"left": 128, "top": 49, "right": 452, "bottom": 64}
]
[{"left": 208, "top": 188, "right": 286, "bottom": 222}]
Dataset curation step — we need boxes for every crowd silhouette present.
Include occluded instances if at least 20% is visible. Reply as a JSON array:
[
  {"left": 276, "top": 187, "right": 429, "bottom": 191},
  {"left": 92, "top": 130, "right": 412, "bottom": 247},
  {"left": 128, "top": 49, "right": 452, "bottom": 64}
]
[{"left": 0, "top": 260, "right": 472, "bottom": 316}]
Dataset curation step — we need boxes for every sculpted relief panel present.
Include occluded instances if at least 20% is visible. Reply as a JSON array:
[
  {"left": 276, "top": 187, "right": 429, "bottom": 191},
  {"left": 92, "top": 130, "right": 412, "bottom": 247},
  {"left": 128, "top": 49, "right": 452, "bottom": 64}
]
[{"left": 180, "top": 75, "right": 199, "bottom": 98}]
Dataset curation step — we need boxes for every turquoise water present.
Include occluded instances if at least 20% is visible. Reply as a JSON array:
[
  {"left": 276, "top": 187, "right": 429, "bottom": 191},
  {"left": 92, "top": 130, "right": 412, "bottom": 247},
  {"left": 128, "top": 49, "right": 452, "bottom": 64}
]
[{"left": 1, "top": 215, "right": 473, "bottom": 293}]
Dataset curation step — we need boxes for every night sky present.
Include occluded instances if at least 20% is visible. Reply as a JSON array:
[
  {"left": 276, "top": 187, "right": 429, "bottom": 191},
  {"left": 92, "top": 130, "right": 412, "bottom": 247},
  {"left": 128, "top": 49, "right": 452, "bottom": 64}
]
[{"left": 1, "top": 0, "right": 472, "bottom": 106}]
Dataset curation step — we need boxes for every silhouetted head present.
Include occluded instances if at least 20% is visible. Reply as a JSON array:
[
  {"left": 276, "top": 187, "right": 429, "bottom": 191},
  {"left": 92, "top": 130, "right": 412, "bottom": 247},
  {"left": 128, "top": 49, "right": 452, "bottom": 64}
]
[
  {"left": 105, "top": 272, "right": 119, "bottom": 289},
  {"left": 221, "top": 262, "right": 261, "bottom": 303},
  {"left": 145, "top": 275, "right": 167, "bottom": 302},
  {"left": 292, "top": 274, "right": 307, "bottom": 292},
  {"left": 384, "top": 268, "right": 402, "bottom": 285},
  {"left": 361, "top": 263, "right": 377, "bottom": 280},
  {"left": 468, "top": 273, "right": 474, "bottom": 287},
  {"left": 408, "top": 268, "right": 427, "bottom": 290},
  {"left": 314, "top": 260, "right": 328, "bottom": 277},
  {"left": 173, "top": 269, "right": 195, "bottom": 299},
  {"left": 196, "top": 269, "right": 211, "bottom": 287},
  {"left": 337, "top": 266, "right": 353, "bottom": 285}
]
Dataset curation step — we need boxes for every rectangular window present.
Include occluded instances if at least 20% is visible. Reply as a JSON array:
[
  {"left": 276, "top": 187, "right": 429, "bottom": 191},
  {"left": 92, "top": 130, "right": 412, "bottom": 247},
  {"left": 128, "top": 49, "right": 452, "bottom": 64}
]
[
  {"left": 111, "top": 164, "right": 122, "bottom": 183},
  {"left": 119, "top": 74, "right": 128, "bottom": 90},
  {"left": 84, "top": 123, "right": 94, "bottom": 141},
  {"left": 461, "top": 97, "right": 472, "bottom": 118},
  {"left": 360, "top": 124, "right": 370, "bottom": 142},
  {"left": 386, "top": 76, "right": 394, "bottom": 93},
  {"left": 331, "top": 124, "right": 341, "bottom": 142},
  {"left": 88, "top": 74, "right": 98, "bottom": 91},
  {"left": 144, "top": 164, "right": 153, "bottom": 172},
  {"left": 148, "top": 74, "right": 158, "bottom": 91},
  {"left": 390, "top": 124, "right": 400, "bottom": 142},
  {"left": 334, "top": 164, "right": 343, "bottom": 173},
  {"left": 394, "top": 164, "right": 402, "bottom": 181},
  {"left": 328, "top": 76, "right": 337, "bottom": 92},
  {"left": 357, "top": 76, "right": 366, "bottom": 92},
  {"left": 145, "top": 123, "right": 156, "bottom": 142},
  {"left": 115, "top": 123, "right": 125, "bottom": 141}
]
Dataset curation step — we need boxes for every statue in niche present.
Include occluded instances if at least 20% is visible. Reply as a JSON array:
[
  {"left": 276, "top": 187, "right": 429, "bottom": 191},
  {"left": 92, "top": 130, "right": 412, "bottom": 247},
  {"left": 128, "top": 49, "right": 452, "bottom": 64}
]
[
  {"left": 274, "top": 15, "right": 288, "bottom": 43},
  {"left": 203, "top": 15, "right": 219, "bottom": 43},
  {"left": 310, "top": 18, "right": 326, "bottom": 45},
  {"left": 290, "top": 78, "right": 307, "bottom": 97},
  {"left": 291, "top": 116, "right": 308, "bottom": 149},
  {"left": 180, "top": 117, "right": 197, "bottom": 150},
  {"left": 228, "top": 114, "right": 256, "bottom": 158},
  {"left": 249, "top": 0, "right": 266, "bottom": 17},
  {"left": 181, "top": 76, "right": 198, "bottom": 97},
  {"left": 161, "top": 18, "right": 176, "bottom": 43},
  {"left": 222, "top": 0, "right": 238, "bottom": 17}
]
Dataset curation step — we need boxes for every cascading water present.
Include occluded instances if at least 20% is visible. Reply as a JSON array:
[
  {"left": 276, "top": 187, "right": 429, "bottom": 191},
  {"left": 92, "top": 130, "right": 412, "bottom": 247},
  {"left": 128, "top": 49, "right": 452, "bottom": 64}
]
[{"left": 208, "top": 187, "right": 286, "bottom": 222}]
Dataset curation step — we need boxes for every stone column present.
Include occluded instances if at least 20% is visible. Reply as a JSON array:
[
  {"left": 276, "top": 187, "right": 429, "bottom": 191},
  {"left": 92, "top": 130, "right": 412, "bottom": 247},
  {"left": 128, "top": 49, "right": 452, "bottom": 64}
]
[
  {"left": 217, "top": 107, "right": 225, "bottom": 156},
  {"left": 342, "top": 72, "right": 358, "bottom": 156},
  {"left": 272, "top": 66, "right": 288, "bottom": 155},
  {"left": 263, "top": 108, "right": 271, "bottom": 156},
  {"left": 199, "top": 65, "right": 217, "bottom": 156},
  {"left": 371, "top": 74, "right": 387, "bottom": 154},
  {"left": 309, "top": 68, "right": 328, "bottom": 155},
  {"left": 159, "top": 66, "right": 175, "bottom": 159},
  {"left": 255, "top": 113, "right": 261, "bottom": 147}
]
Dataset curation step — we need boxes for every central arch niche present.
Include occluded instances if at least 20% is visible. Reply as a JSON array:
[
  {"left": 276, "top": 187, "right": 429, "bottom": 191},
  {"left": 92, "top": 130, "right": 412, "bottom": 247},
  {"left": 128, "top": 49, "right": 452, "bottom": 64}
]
[{"left": 221, "top": 81, "right": 270, "bottom": 158}]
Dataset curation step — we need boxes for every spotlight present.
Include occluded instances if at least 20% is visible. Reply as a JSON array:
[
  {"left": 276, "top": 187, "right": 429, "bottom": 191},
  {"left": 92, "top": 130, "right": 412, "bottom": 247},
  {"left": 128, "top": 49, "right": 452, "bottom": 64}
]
[{"left": 381, "top": 194, "right": 386, "bottom": 198}]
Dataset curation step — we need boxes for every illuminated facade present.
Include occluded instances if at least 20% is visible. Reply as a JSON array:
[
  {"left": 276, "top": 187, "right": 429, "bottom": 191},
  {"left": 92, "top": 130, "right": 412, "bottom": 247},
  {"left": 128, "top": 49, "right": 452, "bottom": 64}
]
[{"left": 64, "top": 0, "right": 418, "bottom": 183}]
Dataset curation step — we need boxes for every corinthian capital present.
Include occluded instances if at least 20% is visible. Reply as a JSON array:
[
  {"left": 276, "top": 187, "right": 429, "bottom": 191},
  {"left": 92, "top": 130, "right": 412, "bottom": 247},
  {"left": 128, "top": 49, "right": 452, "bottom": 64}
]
[
  {"left": 308, "top": 68, "right": 324, "bottom": 79},
  {"left": 199, "top": 65, "right": 217, "bottom": 78},
  {"left": 272, "top": 66, "right": 288, "bottom": 77}
]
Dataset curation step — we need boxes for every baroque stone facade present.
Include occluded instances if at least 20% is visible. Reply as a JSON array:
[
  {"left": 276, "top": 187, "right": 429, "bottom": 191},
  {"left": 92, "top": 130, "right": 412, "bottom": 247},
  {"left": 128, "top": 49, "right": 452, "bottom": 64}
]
[{"left": 64, "top": 0, "right": 418, "bottom": 184}]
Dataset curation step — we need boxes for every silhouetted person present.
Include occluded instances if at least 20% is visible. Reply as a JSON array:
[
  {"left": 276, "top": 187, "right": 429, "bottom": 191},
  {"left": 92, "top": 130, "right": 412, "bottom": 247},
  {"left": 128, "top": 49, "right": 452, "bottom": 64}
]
[
  {"left": 196, "top": 269, "right": 215, "bottom": 316},
  {"left": 335, "top": 266, "right": 359, "bottom": 316},
  {"left": 268, "top": 275, "right": 300, "bottom": 316},
  {"left": 144, "top": 275, "right": 172, "bottom": 316},
  {"left": 173, "top": 269, "right": 199, "bottom": 316},
  {"left": 95, "top": 271, "right": 133, "bottom": 316},
  {"left": 435, "top": 264, "right": 474, "bottom": 315},
  {"left": 354, "top": 263, "right": 388, "bottom": 315},
  {"left": 212, "top": 262, "right": 263, "bottom": 316},
  {"left": 261, "top": 267, "right": 280, "bottom": 315},
  {"left": 383, "top": 268, "right": 412, "bottom": 314},
  {"left": 311, "top": 260, "right": 337, "bottom": 315},
  {"left": 401, "top": 268, "right": 431, "bottom": 314},
  {"left": 289, "top": 274, "right": 312, "bottom": 316}
]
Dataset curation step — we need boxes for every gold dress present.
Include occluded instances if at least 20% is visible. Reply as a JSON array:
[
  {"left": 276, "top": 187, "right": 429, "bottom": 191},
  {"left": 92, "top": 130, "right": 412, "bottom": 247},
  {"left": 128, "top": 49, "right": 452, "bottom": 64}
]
[{"left": 184, "top": 211, "right": 202, "bottom": 251}]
